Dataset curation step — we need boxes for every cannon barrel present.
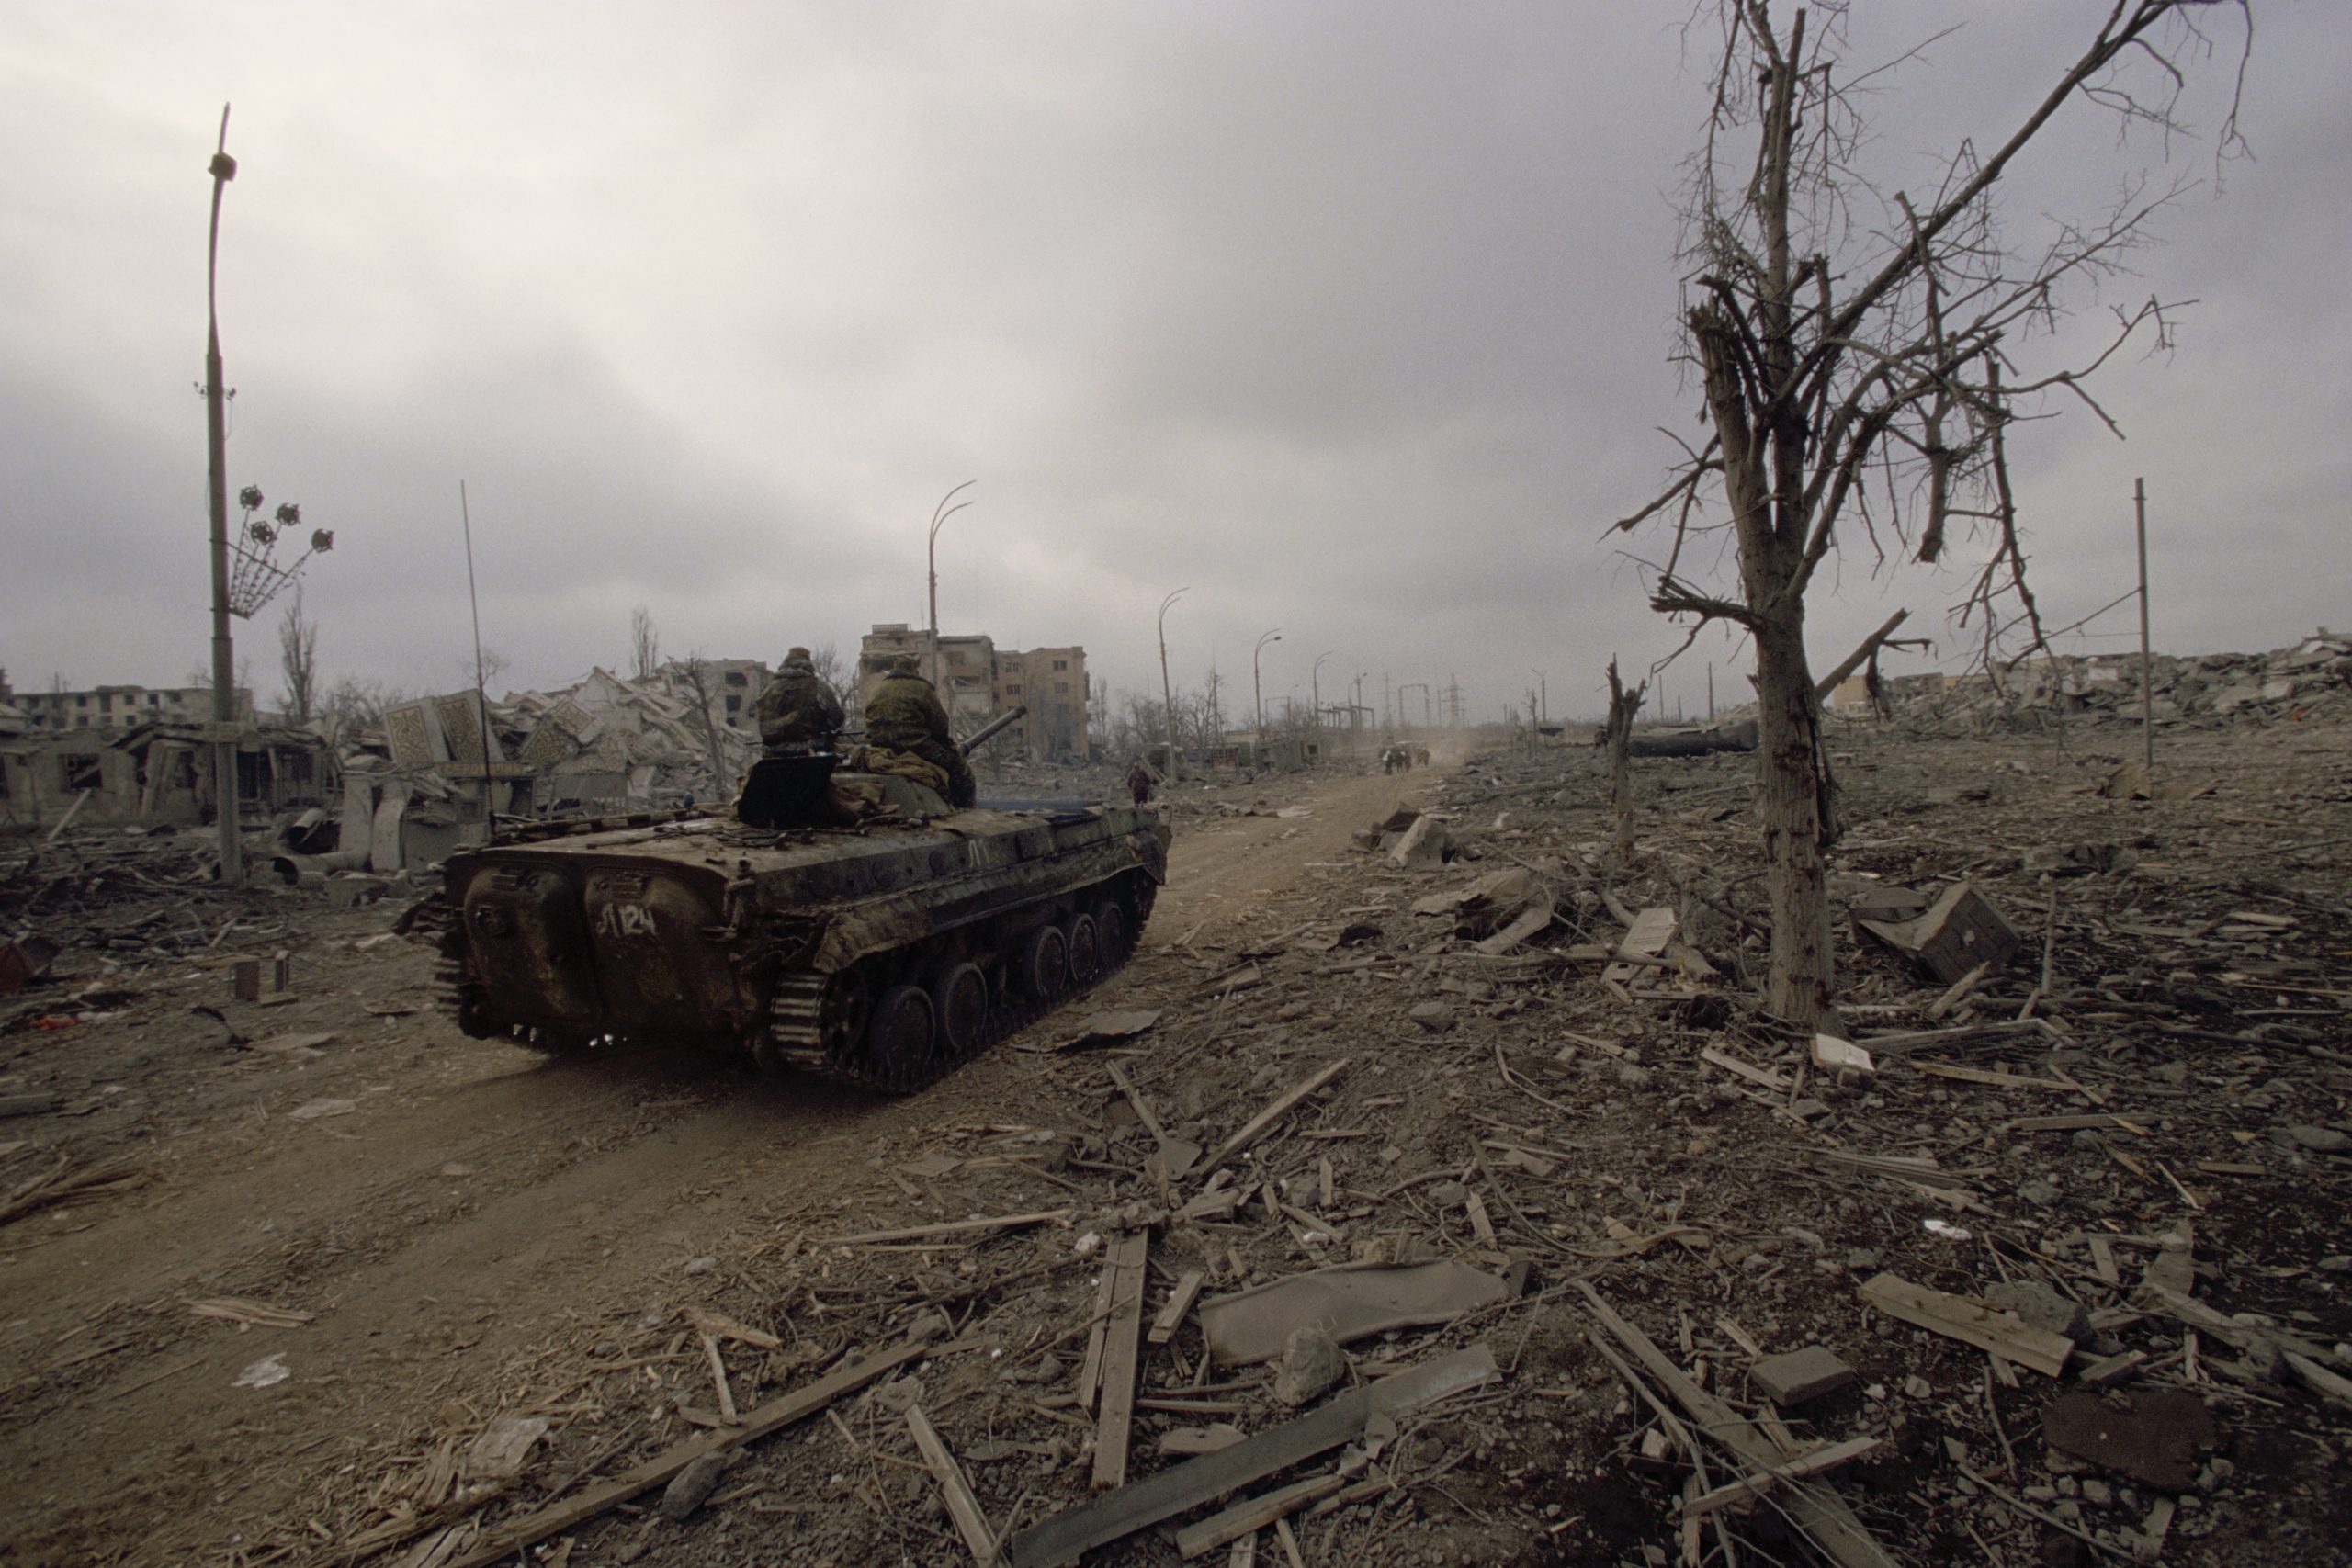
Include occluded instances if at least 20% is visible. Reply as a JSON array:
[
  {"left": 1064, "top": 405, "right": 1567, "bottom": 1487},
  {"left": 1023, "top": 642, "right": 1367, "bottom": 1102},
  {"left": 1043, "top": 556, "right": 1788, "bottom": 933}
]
[{"left": 960, "top": 705, "right": 1027, "bottom": 756}]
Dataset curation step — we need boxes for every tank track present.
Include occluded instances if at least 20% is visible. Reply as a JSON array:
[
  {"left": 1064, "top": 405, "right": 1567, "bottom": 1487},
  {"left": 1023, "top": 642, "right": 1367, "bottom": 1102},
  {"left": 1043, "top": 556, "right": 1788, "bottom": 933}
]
[{"left": 763, "top": 908, "right": 1143, "bottom": 1095}]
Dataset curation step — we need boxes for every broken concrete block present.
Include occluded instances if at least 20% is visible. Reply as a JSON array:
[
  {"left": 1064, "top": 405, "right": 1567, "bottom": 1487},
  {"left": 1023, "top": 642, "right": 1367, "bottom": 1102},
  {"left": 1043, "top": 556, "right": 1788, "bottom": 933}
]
[
  {"left": 1866, "top": 881, "right": 2020, "bottom": 984},
  {"left": 1271, "top": 1327, "right": 1345, "bottom": 1406},
  {"left": 1408, "top": 1000, "right": 1454, "bottom": 1032},
  {"left": 232, "top": 959, "right": 262, "bottom": 1002},
  {"left": 659, "top": 1451, "right": 730, "bottom": 1521},
  {"left": 463, "top": 1415, "right": 550, "bottom": 1479},
  {"left": 1388, "top": 815, "right": 1449, "bottom": 869},
  {"left": 1983, "top": 1280, "right": 2091, "bottom": 1342},
  {"left": 1749, "top": 1346, "right": 1856, "bottom": 1407}
]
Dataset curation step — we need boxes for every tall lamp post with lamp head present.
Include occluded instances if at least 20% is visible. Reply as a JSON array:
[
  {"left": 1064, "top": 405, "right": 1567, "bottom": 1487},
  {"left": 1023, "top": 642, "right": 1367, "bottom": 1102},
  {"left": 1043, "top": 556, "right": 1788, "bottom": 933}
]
[
  {"left": 1158, "top": 588, "right": 1188, "bottom": 780},
  {"left": 926, "top": 480, "right": 975, "bottom": 691},
  {"left": 1253, "top": 629, "right": 1282, "bottom": 753}
]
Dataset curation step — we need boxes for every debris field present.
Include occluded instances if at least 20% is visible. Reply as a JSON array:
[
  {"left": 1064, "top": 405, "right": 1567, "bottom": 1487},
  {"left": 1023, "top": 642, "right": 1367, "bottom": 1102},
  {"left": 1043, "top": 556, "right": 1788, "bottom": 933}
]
[{"left": 1, "top": 710, "right": 2348, "bottom": 1567}]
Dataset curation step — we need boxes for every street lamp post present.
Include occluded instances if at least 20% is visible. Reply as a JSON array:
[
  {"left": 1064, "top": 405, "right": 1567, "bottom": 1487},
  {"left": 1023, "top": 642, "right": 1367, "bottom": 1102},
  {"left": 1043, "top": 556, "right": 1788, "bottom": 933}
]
[
  {"left": 203, "top": 106, "right": 243, "bottom": 886},
  {"left": 1311, "top": 652, "right": 1332, "bottom": 731},
  {"left": 1532, "top": 669, "right": 1547, "bottom": 728},
  {"left": 926, "top": 480, "right": 975, "bottom": 691},
  {"left": 1158, "top": 588, "right": 1188, "bottom": 780},
  {"left": 1253, "top": 629, "right": 1282, "bottom": 753}
]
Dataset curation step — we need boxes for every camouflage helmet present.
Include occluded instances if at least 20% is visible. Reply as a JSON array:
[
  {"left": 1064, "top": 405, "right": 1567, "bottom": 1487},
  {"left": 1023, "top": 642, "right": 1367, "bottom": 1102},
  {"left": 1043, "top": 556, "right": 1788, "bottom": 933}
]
[
  {"left": 785, "top": 646, "right": 812, "bottom": 662},
  {"left": 888, "top": 653, "right": 922, "bottom": 677}
]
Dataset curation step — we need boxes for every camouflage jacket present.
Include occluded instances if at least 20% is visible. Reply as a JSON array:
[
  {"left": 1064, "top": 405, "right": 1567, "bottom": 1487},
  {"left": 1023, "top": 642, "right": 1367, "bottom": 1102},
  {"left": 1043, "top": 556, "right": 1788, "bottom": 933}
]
[
  {"left": 755, "top": 671, "right": 844, "bottom": 747},
  {"left": 864, "top": 672, "right": 953, "bottom": 753}
]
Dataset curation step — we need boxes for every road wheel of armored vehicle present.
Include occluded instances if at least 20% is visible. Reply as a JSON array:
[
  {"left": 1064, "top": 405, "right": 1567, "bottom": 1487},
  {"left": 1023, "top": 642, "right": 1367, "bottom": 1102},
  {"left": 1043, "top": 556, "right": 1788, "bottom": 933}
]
[
  {"left": 866, "top": 984, "right": 940, "bottom": 1089},
  {"left": 932, "top": 963, "right": 989, "bottom": 1060},
  {"left": 1090, "top": 896, "right": 1130, "bottom": 964},
  {"left": 1019, "top": 925, "right": 1069, "bottom": 1003},
  {"left": 1066, "top": 913, "right": 1102, "bottom": 987}
]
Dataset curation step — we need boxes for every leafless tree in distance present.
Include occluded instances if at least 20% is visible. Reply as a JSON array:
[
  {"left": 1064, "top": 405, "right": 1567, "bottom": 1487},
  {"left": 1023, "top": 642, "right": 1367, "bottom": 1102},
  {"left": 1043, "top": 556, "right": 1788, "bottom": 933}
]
[
  {"left": 277, "top": 588, "right": 319, "bottom": 725},
  {"left": 1615, "top": 0, "right": 2248, "bottom": 1024},
  {"left": 629, "top": 604, "right": 660, "bottom": 681}
]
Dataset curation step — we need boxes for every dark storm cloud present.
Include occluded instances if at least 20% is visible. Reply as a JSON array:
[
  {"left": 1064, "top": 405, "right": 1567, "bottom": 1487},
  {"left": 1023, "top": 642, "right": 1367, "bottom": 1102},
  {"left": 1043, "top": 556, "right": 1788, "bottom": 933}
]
[{"left": 2, "top": 3, "right": 2343, "bottom": 724}]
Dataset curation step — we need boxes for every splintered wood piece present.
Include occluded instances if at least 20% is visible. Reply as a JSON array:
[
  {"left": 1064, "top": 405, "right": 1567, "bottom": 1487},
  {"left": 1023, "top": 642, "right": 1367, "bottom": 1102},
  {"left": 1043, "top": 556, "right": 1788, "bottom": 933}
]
[
  {"left": 1679, "top": 1437, "right": 1883, "bottom": 1516},
  {"left": 685, "top": 1304, "right": 783, "bottom": 1351},
  {"left": 1857, "top": 1273, "right": 2071, "bottom": 1377},
  {"left": 1174, "top": 1475, "right": 1343, "bottom": 1559},
  {"left": 701, "top": 1333, "right": 738, "bottom": 1425},
  {"left": 1603, "top": 907, "right": 1678, "bottom": 986},
  {"left": 1092, "top": 1231, "right": 1151, "bottom": 1491},
  {"left": 907, "top": 1404, "right": 997, "bottom": 1563},
  {"left": 1150, "top": 1270, "right": 1208, "bottom": 1347},
  {"left": 818, "top": 1210, "right": 1075, "bottom": 1247},
  {"left": 1207, "top": 1059, "right": 1351, "bottom": 1167}
]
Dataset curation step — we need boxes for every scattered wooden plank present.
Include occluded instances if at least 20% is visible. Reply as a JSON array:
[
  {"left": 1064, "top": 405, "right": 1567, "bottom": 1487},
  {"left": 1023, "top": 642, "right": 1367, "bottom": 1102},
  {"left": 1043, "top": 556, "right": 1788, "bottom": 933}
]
[
  {"left": 1206, "top": 1059, "right": 1351, "bottom": 1167},
  {"left": 444, "top": 1340, "right": 934, "bottom": 1568},
  {"left": 1857, "top": 1272, "right": 2071, "bottom": 1377},
  {"left": 187, "top": 1297, "right": 315, "bottom": 1329},
  {"left": 1150, "top": 1270, "right": 1208, "bottom": 1347},
  {"left": 684, "top": 1304, "right": 783, "bottom": 1350},
  {"left": 1851, "top": 1018, "right": 2058, "bottom": 1056},
  {"left": 1699, "top": 1047, "right": 1791, "bottom": 1093},
  {"left": 1175, "top": 1475, "right": 1344, "bottom": 1559},
  {"left": 1092, "top": 1231, "right": 1150, "bottom": 1491},
  {"left": 2003, "top": 1113, "right": 2149, "bottom": 1135},
  {"left": 1003, "top": 1345, "right": 1497, "bottom": 1568},
  {"left": 700, "top": 1332, "right": 739, "bottom": 1425},
  {"left": 817, "top": 1210, "right": 1074, "bottom": 1247},
  {"left": 908, "top": 1404, "right": 998, "bottom": 1564},
  {"left": 1912, "top": 1061, "right": 2076, "bottom": 1093},
  {"left": 1679, "top": 1436, "right": 1883, "bottom": 1517},
  {"left": 1574, "top": 1284, "right": 1895, "bottom": 1568},
  {"left": 1604, "top": 907, "right": 1677, "bottom": 986}
]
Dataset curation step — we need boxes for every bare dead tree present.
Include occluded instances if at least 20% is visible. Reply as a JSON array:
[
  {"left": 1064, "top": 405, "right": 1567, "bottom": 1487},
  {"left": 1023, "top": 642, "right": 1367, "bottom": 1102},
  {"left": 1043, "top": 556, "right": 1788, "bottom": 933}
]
[
  {"left": 277, "top": 588, "right": 319, "bottom": 725},
  {"left": 629, "top": 604, "right": 660, "bottom": 682},
  {"left": 1616, "top": 0, "right": 2246, "bottom": 1024},
  {"left": 1603, "top": 659, "right": 1648, "bottom": 863},
  {"left": 806, "top": 642, "right": 853, "bottom": 713},
  {"left": 674, "top": 654, "right": 731, "bottom": 800}
]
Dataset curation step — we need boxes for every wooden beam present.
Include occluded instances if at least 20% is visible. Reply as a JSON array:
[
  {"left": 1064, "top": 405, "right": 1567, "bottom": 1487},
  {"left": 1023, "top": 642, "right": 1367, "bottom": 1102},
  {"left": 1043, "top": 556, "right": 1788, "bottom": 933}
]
[
  {"left": 1092, "top": 1231, "right": 1150, "bottom": 1491},
  {"left": 908, "top": 1404, "right": 998, "bottom": 1564},
  {"left": 1175, "top": 1475, "right": 1344, "bottom": 1559},
  {"left": 1004, "top": 1345, "right": 1495, "bottom": 1568},
  {"left": 1206, "top": 1060, "right": 1350, "bottom": 1167},
  {"left": 1576, "top": 1284, "right": 1895, "bottom": 1568}
]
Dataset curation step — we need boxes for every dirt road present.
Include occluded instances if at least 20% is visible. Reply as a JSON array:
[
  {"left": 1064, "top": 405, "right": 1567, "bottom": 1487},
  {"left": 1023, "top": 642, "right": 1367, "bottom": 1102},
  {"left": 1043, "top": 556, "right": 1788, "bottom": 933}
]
[{"left": 0, "top": 763, "right": 1424, "bottom": 1564}]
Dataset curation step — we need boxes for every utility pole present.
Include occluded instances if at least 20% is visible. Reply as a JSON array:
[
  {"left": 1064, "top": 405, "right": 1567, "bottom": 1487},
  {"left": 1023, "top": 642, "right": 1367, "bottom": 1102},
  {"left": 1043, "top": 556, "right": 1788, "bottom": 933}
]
[
  {"left": 1312, "top": 652, "right": 1332, "bottom": 734},
  {"left": 2135, "top": 478, "right": 2154, "bottom": 776},
  {"left": 203, "top": 105, "right": 243, "bottom": 886},
  {"left": 1158, "top": 588, "right": 1188, "bottom": 780},
  {"left": 926, "top": 480, "right": 975, "bottom": 691},
  {"left": 1707, "top": 664, "right": 1715, "bottom": 722}
]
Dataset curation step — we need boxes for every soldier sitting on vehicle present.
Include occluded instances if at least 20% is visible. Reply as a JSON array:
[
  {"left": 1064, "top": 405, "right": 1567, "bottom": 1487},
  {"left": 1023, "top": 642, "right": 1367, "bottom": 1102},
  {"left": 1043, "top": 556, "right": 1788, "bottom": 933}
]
[
  {"left": 864, "top": 653, "right": 978, "bottom": 808},
  {"left": 755, "top": 647, "right": 844, "bottom": 755}
]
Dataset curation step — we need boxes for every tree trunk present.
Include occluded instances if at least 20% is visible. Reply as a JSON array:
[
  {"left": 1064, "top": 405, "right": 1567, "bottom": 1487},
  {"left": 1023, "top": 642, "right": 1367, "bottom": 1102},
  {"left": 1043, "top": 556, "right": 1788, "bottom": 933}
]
[
  {"left": 1604, "top": 659, "right": 1643, "bottom": 863},
  {"left": 1751, "top": 611, "right": 1833, "bottom": 1024}
]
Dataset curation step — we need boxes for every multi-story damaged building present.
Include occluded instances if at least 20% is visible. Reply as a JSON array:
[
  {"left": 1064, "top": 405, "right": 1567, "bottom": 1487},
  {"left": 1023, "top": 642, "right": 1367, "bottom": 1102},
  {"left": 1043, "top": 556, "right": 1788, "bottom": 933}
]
[
  {"left": 6, "top": 680, "right": 254, "bottom": 732},
  {"left": 856, "top": 626, "right": 1090, "bottom": 760}
]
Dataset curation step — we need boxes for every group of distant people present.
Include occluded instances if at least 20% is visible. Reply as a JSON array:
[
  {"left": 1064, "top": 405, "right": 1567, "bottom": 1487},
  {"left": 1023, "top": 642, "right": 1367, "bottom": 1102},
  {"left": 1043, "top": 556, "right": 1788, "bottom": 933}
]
[
  {"left": 1380, "top": 744, "right": 1430, "bottom": 774},
  {"left": 753, "top": 648, "right": 977, "bottom": 808}
]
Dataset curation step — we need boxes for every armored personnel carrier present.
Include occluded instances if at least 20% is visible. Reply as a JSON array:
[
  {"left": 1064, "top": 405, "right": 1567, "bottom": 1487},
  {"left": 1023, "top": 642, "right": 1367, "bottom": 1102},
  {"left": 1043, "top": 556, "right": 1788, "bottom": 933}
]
[{"left": 428, "top": 739, "right": 1170, "bottom": 1093}]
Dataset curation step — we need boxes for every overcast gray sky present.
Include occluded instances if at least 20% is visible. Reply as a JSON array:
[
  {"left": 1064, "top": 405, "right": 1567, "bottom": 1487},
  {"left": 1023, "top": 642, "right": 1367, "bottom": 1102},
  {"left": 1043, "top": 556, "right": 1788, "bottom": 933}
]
[{"left": 4, "top": 2, "right": 2340, "bottom": 726}]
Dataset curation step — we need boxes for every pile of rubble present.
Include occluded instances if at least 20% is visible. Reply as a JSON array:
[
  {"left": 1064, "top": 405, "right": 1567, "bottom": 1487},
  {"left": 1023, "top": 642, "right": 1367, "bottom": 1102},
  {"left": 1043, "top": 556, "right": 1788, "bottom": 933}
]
[
  {"left": 1880, "top": 630, "right": 2352, "bottom": 733},
  {"left": 230, "top": 719, "right": 2352, "bottom": 1568}
]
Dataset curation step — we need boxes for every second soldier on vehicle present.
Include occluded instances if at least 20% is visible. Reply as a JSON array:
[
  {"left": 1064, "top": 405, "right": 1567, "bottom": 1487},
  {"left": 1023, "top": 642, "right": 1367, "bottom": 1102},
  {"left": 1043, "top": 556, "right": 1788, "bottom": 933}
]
[{"left": 864, "top": 653, "right": 978, "bottom": 808}]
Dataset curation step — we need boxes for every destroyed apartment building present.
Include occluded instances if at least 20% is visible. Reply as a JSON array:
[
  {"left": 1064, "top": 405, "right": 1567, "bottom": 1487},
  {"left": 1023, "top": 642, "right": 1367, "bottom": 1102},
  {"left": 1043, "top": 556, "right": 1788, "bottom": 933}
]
[
  {"left": 333, "top": 660, "right": 774, "bottom": 874},
  {"left": 0, "top": 671, "right": 331, "bottom": 836}
]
